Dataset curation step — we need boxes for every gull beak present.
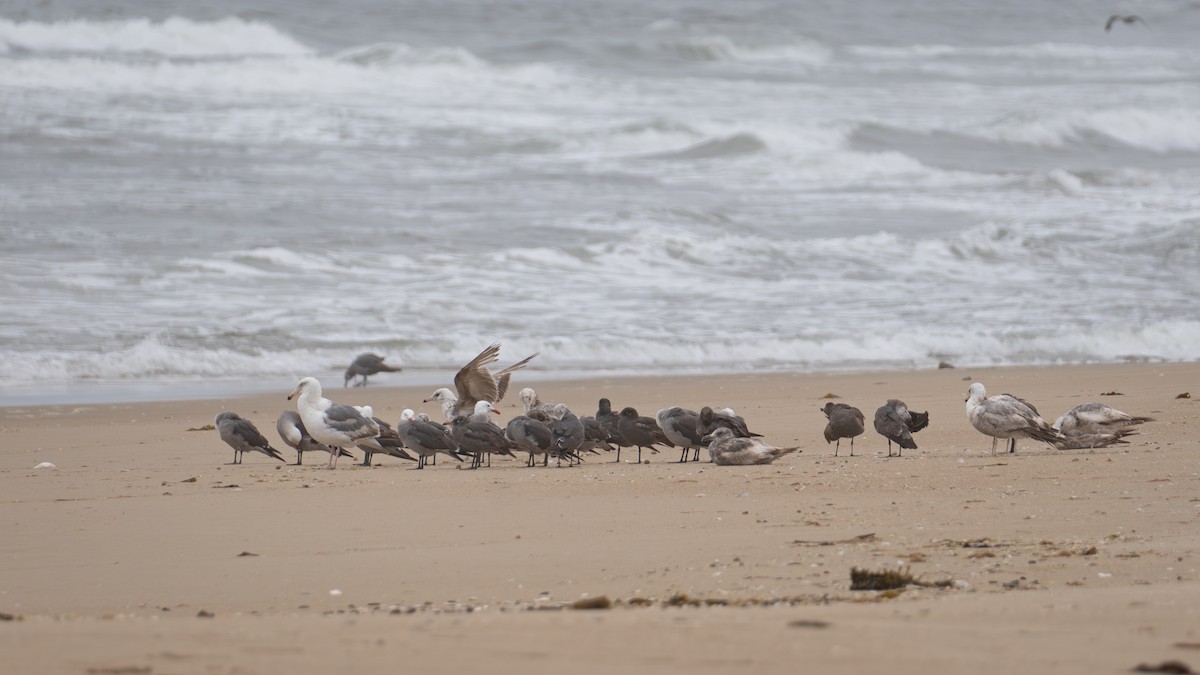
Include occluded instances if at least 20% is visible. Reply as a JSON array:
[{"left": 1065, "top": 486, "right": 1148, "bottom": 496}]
[
  {"left": 288, "top": 387, "right": 299, "bottom": 401},
  {"left": 490, "top": 407, "right": 501, "bottom": 415},
  {"left": 421, "top": 398, "right": 431, "bottom": 403}
]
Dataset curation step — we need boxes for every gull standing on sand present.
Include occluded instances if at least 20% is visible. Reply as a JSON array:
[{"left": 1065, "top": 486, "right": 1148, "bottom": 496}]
[
  {"left": 873, "top": 399, "right": 929, "bottom": 457},
  {"left": 617, "top": 407, "right": 672, "bottom": 463},
  {"left": 965, "top": 382, "right": 1060, "bottom": 455},
  {"left": 595, "top": 398, "right": 628, "bottom": 460},
  {"left": 424, "top": 343, "right": 538, "bottom": 421},
  {"left": 821, "top": 402, "right": 865, "bottom": 457},
  {"left": 656, "top": 407, "right": 706, "bottom": 462},
  {"left": 344, "top": 352, "right": 402, "bottom": 388},
  {"left": 288, "top": 377, "right": 380, "bottom": 468},
  {"left": 451, "top": 414, "right": 518, "bottom": 469},
  {"left": 215, "top": 412, "right": 287, "bottom": 464},
  {"left": 550, "top": 411, "right": 587, "bottom": 467},
  {"left": 276, "top": 410, "right": 353, "bottom": 465},
  {"left": 396, "top": 409, "right": 466, "bottom": 469},
  {"left": 355, "top": 414, "right": 418, "bottom": 466},
  {"left": 702, "top": 427, "right": 799, "bottom": 466},
  {"left": 518, "top": 387, "right": 571, "bottom": 421},
  {"left": 506, "top": 414, "right": 554, "bottom": 467}
]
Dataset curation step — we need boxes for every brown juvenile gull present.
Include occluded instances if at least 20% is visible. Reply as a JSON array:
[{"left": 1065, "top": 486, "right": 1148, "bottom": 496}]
[
  {"left": 821, "top": 402, "right": 865, "bottom": 457},
  {"left": 397, "top": 409, "right": 466, "bottom": 469},
  {"left": 579, "top": 415, "right": 616, "bottom": 455},
  {"left": 656, "top": 407, "right": 706, "bottom": 462},
  {"left": 276, "top": 410, "right": 353, "bottom": 465},
  {"left": 702, "top": 427, "right": 799, "bottom": 466},
  {"left": 595, "top": 398, "right": 629, "bottom": 461},
  {"left": 288, "top": 376, "right": 380, "bottom": 469},
  {"left": 617, "top": 407, "right": 673, "bottom": 463},
  {"left": 1105, "top": 14, "right": 1144, "bottom": 31},
  {"left": 873, "top": 399, "right": 929, "bottom": 457},
  {"left": 965, "top": 382, "right": 1060, "bottom": 456},
  {"left": 215, "top": 412, "right": 287, "bottom": 464},
  {"left": 505, "top": 414, "right": 553, "bottom": 467},
  {"left": 697, "top": 406, "right": 761, "bottom": 439},
  {"left": 1054, "top": 403, "right": 1153, "bottom": 436},
  {"left": 344, "top": 352, "right": 402, "bottom": 388},
  {"left": 518, "top": 387, "right": 572, "bottom": 421},
  {"left": 423, "top": 343, "right": 539, "bottom": 421}
]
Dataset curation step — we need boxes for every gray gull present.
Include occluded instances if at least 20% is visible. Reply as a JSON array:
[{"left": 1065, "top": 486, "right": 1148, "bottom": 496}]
[
  {"left": 701, "top": 427, "right": 799, "bottom": 466},
  {"left": 872, "top": 399, "right": 929, "bottom": 457},
  {"left": 344, "top": 352, "right": 402, "bottom": 388},
  {"left": 821, "top": 402, "right": 865, "bottom": 457},
  {"left": 965, "top": 382, "right": 1060, "bottom": 455},
  {"left": 423, "top": 343, "right": 538, "bottom": 420},
  {"left": 215, "top": 412, "right": 287, "bottom": 464}
]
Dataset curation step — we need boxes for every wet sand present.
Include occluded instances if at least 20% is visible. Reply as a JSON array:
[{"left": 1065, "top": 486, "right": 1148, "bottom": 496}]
[{"left": 1, "top": 363, "right": 1198, "bottom": 674}]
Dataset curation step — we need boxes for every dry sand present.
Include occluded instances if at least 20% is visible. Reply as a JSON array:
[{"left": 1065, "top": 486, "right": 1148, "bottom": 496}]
[{"left": 1, "top": 363, "right": 1198, "bottom": 674}]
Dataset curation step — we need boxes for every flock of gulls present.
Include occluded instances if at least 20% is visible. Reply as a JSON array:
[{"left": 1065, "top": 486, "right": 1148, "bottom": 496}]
[{"left": 213, "top": 344, "right": 1155, "bottom": 469}]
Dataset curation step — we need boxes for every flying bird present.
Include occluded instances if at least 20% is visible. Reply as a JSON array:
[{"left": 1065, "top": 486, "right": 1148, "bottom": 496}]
[
  {"left": 344, "top": 352, "right": 402, "bottom": 388},
  {"left": 215, "top": 412, "right": 287, "bottom": 464},
  {"left": 424, "top": 343, "right": 538, "bottom": 420},
  {"left": 1105, "top": 14, "right": 1144, "bottom": 32}
]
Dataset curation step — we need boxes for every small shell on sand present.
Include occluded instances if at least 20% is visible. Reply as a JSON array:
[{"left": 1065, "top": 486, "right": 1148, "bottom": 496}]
[
  {"left": 329, "top": 589, "right": 343, "bottom": 597},
  {"left": 34, "top": 462, "right": 56, "bottom": 469}
]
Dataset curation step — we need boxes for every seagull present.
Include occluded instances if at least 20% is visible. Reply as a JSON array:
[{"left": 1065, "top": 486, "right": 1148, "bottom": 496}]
[
  {"left": 506, "top": 414, "right": 554, "bottom": 467},
  {"left": 288, "top": 377, "right": 380, "bottom": 468},
  {"left": 656, "top": 407, "right": 706, "bottom": 462},
  {"left": 1055, "top": 431, "right": 1133, "bottom": 450},
  {"left": 965, "top": 382, "right": 1060, "bottom": 455},
  {"left": 617, "top": 407, "right": 673, "bottom": 463},
  {"left": 344, "top": 352, "right": 402, "bottom": 388},
  {"left": 701, "top": 427, "right": 799, "bottom": 466},
  {"left": 697, "top": 406, "right": 761, "bottom": 439},
  {"left": 450, "top": 413, "right": 519, "bottom": 469},
  {"left": 518, "top": 387, "right": 572, "bottom": 421},
  {"left": 550, "top": 411, "right": 587, "bottom": 467},
  {"left": 355, "top": 413, "right": 418, "bottom": 467},
  {"left": 1054, "top": 403, "right": 1153, "bottom": 436},
  {"left": 821, "top": 402, "right": 865, "bottom": 457},
  {"left": 873, "top": 399, "right": 929, "bottom": 457},
  {"left": 215, "top": 412, "right": 287, "bottom": 464},
  {"left": 423, "top": 343, "right": 538, "bottom": 421},
  {"left": 579, "top": 416, "right": 617, "bottom": 455},
  {"left": 1105, "top": 14, "right": 1144, "bottom": 31},
  {"left": 276, "top": 410, "right": 352, "bottom": 465},
  {"left": 396, "top": 409, "right": 466, "bottom": 469},
  {"left": 595, "top": 398, "right": 628, "bottom": 461}
]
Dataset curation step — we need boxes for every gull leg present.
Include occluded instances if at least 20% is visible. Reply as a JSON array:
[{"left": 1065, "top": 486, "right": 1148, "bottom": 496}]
[
  {"left": 990, "top": 437, "right": 998, "bottom": 456},
  {"left": 615, "top": 447, "right": 621, "bottom": 463},
  {"left": 1008, "top": 438, "right": 1017, "bottom": 454},
  {"left": 834, "top": 439, "right": 840, "bottom": 457},
  {"left": 361, "top": 450, "right": 372, "bottom": 467},
  {"left": 850, "top": 437, "right": 856, "bottom": 457}
]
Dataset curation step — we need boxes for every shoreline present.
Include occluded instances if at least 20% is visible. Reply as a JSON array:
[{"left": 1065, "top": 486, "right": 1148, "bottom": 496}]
[
  {"left": 0, "top": 358, "right": 1192, "bottom": 408},
  {"left": 2, "top": 362, "right": 1197, "bottom": 674}
]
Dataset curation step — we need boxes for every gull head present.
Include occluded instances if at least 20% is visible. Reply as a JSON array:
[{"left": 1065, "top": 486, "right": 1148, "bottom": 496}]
[
  {"left": 424, "top": 388, "right": 456, "bottom": 404},
  {"left": 399, "top": 409, "right": 416, "bottom": 424},
  {"left": 966, "top": 382, "right": 987, "bottom": 405},
  {"left": 214, "top": 411, "right": 240, "bottom": 427},
  {"left": 474, "top": 400, "right": 501, "bottom": 415},
  {"left": 701, "top": 427, "right": 735, "bottom": 445},
  {"left": 519, "top": 387, "right": 538, "bottom": 410},
  {"left": 289, "top": 376, "right": 321, "bottom": 402}
]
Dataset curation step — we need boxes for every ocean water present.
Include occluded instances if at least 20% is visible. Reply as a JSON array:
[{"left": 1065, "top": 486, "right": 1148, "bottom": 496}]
[{"left": 2, "top": 0, "right": 1199, "bottom": 404}]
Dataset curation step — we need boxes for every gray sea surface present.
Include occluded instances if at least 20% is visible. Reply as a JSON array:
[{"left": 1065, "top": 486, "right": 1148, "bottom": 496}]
[{"left": 2, "top": 0, "right": 1199, "bottom": 404}]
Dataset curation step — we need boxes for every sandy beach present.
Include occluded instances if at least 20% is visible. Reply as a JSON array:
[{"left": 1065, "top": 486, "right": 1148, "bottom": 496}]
[{"left": 2, "top": 362, "right": 1198, "bottom": 674}]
